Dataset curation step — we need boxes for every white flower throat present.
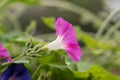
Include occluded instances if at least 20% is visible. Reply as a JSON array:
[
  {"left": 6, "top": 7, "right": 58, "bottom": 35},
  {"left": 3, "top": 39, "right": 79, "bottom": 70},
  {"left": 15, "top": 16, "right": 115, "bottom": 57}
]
[{"left": 47, "top": 36, "right": 65, "bottom": 50}]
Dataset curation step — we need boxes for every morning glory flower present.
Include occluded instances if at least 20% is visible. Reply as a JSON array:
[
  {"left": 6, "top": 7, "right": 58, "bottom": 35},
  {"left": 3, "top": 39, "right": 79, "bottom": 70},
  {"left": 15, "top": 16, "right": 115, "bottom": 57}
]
[
  {"left": 47, "top": 17, "right": 82, "bottom": 62},
  {"left": 0, "top": 43, "right": 13, "bottom": 62},
  {"left": 1, "top": 63, "right": 32, "bottom": 80}
]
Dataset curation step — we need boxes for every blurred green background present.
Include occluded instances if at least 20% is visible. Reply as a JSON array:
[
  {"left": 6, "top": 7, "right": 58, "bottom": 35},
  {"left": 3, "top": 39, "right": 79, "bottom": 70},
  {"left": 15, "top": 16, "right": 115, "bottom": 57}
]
[{"left": 0, "top": 0, "right": 120, "bottom": 80}]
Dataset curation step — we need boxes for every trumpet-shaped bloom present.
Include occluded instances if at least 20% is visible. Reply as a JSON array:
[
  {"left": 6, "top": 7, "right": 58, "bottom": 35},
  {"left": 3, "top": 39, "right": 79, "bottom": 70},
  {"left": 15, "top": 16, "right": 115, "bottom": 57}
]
[
  {"left": 47, "top": 17, "right": 82, "bottom": 62},
  {"left": 1, "top": 63, "right": 32, "bottom": 80},
  {"left": 0, "top": 43, "right": 13, "bottom": 62}
]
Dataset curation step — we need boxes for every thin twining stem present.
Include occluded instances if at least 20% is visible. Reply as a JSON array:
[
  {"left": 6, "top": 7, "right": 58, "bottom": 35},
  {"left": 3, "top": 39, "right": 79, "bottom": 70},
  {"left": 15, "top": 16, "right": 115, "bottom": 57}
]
[
  {"left": 96, "top": 8, "right": 120, "bottom": 40},
  {"left": 102, "top": 21, "right": 120, "bottom": 40},
  {"left": 41, "top": 0, "right": 102, "bottom": 25}
]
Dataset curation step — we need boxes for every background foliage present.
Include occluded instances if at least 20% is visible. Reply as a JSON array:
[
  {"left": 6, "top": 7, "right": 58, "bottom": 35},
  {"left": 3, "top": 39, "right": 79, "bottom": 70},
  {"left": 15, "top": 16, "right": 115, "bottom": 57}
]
[{"left": 0, "top": 0, "right": 120, "bottom": 80}]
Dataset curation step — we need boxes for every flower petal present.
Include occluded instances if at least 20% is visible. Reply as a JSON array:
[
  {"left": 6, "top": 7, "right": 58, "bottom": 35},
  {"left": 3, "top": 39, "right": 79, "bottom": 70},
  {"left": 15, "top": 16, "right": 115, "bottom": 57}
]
[
  {"left": 56, "top": 17, "right": 70, "bottom": 36},
  {"left": 56, "top": 17, "right": 82, "bottom": 62},
  {"left": 56, "top": 17, "right": 78, "bottom": 44},
  {"left": 66, "top": 44, "right": 82, "bottom": 62},
  {"left": 1, "top": 63, "right": 12, "bottom": 80},
  {"left": 1, "top": 63, "right": 32, "bottom": 80},
  {"left": 0, "top": 44, "right": 13, "bottom": 62}
]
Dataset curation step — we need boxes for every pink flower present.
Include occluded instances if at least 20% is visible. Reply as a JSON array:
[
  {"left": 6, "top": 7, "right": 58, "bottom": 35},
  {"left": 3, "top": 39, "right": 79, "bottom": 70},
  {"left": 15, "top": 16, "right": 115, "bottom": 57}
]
[
  {"left": 0, "top": 43, "right": 13, "bottom": 62},
  {"left": 47, "top": 17, "right": 82, "bottom": 62}
]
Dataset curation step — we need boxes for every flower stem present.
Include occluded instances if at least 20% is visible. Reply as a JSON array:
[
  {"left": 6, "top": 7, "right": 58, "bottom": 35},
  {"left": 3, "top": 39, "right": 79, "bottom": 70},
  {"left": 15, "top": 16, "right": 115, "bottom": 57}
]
[
  {"left": 1, "top": 53, "right": 25, "bottom": 67},
  {"left": 13, "top": 53, "right": 25, "bottom": 61},
  {"left": 0, "top": 43, "right": 47, "bottom": 67}
]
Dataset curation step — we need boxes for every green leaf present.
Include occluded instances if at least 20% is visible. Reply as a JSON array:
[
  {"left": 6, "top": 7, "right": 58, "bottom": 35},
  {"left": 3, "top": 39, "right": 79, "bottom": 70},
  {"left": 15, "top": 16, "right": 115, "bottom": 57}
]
[
  {"left": 34, "top": 64, "right": 120, "bottom": 80},
  {"left": 87, "top": 65, "right": 120, "bottom": 80},
  {"left": 42, "top": 17, "right": 56, "bottom": 30},
  {"left": 38, "top": 51, "right": 65, "bottom": 65}
]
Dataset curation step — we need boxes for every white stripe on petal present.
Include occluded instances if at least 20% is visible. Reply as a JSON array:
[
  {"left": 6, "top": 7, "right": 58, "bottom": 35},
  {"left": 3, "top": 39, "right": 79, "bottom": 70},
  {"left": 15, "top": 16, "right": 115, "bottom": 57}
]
[{"left": 47, "top": 36, "right": 65, "bottom": 50}]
